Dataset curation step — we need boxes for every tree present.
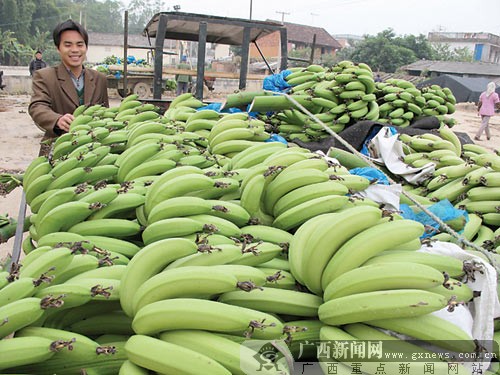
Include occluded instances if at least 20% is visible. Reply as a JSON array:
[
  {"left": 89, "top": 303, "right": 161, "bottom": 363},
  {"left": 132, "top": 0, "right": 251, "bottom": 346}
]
[
  {"left": 30, "top": 0, "right": 61, "bottom": 39},
  {"left": 85, "top": 0, "right": 123, "bottom": 33},
  {"left": 395, "top": 33, "right": 434, "bottom": 60},
  {"left": 126, "top": 0, "right": 160, "bottom": 34},
  {"left": 0, "top": 30, "right": 17, "bottom": 65},
  {"left": 338, "top": 29, "right": 476, "bottom": 72},
  {"left": 346, "top": 29, "right": 417, "bottom": 72},
  {"left": 431, "top": 43, "right": 473, "bottom": 62},
  {"left": 287, "top": 47, "right": 310, "bottom": 68}
]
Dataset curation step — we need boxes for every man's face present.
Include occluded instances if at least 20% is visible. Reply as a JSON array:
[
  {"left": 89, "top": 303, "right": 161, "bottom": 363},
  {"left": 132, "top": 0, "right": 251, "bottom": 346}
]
[
  {"left": 35, "top": 52, "right": 42, "bottom": 59},
  {"left": 57, "top": 30, "right": 87, "bottom": 70}
]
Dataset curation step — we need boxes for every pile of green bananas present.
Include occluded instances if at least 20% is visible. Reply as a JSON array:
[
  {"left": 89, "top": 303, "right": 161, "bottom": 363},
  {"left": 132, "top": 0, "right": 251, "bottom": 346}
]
[
  {"left": 399, "top": 132, "right": 500, "bottom": 251},
  {"left": 0, "top": 91, "right": 495, "bottom": 374},
  {"left": 224, "top": 61, "right": 457, "bottom": 143},
  {"left": 375, "top": 80, "right": 457, "bottom": 128}
]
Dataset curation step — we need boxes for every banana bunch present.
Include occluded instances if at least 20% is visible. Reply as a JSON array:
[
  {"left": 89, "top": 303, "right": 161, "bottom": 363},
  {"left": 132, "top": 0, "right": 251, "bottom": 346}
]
[
  {"left": 238, "top": 149, "right": 367, "bottom": 228},
  {"left": 26, "top": 181, "right": 148, "bottom": 243},
  {"left": 205, "top": 115, "right": 271, "bottom": 156},
  {"left": 244, "top": 61, "right": 458, "bottom": 145},
  {"left": 2, "top": 327, "right": 127, "bottom": 374},
  {"left": 258, "top": 61, "right": 378, "bottom": 142},
  {"left": 374, "top": 79, "right": 456, "bottom": 128},
  {"left": 397, "top": 130, "right": 500, "bottom": 246}
]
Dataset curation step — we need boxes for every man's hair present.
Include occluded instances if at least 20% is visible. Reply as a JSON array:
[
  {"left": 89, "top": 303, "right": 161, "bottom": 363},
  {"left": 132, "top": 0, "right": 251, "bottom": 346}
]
[{"left": 53, "top": 19, "right": 88, "bottom": 47}]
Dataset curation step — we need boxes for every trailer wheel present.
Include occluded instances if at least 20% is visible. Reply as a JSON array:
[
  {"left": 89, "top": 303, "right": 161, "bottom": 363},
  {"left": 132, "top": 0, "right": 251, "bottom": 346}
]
[
  {"left": 117, "top": 88, "right": 131, "bottom": 98},
  {"left": 133, "top": 82, "right": 151, "bottom": 99}
]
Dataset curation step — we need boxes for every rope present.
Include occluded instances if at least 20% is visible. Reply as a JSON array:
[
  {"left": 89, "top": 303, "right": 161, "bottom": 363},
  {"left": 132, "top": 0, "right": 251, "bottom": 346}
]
[{"left": 265, "top": 89, "right": 500, "bottom": 273}]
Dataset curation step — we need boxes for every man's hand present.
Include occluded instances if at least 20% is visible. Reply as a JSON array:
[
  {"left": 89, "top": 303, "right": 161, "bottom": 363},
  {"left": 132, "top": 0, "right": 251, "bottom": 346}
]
[{"left": 56, "top": 113, "right": 74, "bottom": 132}]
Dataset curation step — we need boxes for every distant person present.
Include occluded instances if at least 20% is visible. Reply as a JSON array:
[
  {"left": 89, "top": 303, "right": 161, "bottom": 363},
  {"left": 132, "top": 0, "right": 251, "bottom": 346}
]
[
  {"left": 29, "top": 19, "right": 108, "bottom": 154},
  {"left": 175, "top": 55, "right": 191, "bottom": 96},
  {"left": 29, "top": 50, "right": 47, "bottom": 76},
  {"left": 475, "top": 81, "right": 500, "bottom": 141},
  {"left": 374, "top": 73, "right": 382, "bottom": 82}
]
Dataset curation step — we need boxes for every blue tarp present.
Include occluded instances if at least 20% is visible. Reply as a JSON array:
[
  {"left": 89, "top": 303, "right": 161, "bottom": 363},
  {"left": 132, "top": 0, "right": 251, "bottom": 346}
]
[
  {"left": 263, "top": 70, "right": 293, "bottom": 92},
  {"left": 197, "top": 103, "right": 258, "bottom": 117},
  {"left": 349, "top": 167, "right": 390, "bottom": 185},
  {"left": 400, "top": 199, "right": 468, "bottom": 238},
  {"left": 265, "top": 134, "right": 288, "bottom": 145}
]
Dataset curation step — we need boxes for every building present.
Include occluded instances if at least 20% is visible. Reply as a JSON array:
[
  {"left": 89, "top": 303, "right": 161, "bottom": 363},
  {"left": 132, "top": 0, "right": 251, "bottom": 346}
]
[
  {"left": 249, "top": 21, "right": 342, "bottom": 63},
  {"left": 332, "top": 34, "right": 364, "bottom": 49},
  {"left": 401, "top": 60, "right": 500, "bottom": 85},
  {"left": 86, "top": 32, "right": 218, "bottom": 67},
  {"left": 428, "top": 32, "right": 500, "bottom": 63}
]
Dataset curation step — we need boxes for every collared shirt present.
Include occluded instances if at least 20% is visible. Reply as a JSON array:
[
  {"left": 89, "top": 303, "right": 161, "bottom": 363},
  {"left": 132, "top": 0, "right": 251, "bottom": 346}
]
[
  {"left": 479, "top": 91, "right": 500, "bottom": 116},
  {"left": 68, "top": 67, "right": 85, "bottom": 91},
  {"left": 67, "top": 67, "right": 85, "bottom": 105}
]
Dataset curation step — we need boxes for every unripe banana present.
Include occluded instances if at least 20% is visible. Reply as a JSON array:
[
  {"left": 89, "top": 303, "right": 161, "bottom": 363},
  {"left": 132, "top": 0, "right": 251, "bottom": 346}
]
[
  {"left": 132, "top": 298, "right": 284, "bottom": 339},
  {"left": 125, "top": 334, "right": 231, "bottom": 374},
  {"left": 323, "top": 261, "right": 445, "bottom": 300},
  {"left": 318, "top": 289, "right": 448, "bottom": 325},
  {"left": 219, "top": 287, "right": 322, "bottom": 317}
]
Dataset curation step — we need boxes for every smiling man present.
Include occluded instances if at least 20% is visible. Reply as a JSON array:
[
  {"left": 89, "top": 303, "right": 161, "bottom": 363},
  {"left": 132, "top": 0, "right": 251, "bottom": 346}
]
[{"left": 29, "top": 19, "right": 109, "bottom": 151}]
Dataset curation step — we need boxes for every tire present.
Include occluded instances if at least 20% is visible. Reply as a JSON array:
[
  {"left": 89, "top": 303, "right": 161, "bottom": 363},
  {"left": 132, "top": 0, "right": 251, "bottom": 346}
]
[
  {"left": 117, "top": 88, "right": 131, "bottom": 98},
  {"left": 133, "top": 82, "right": 152, "bottom": 99}
]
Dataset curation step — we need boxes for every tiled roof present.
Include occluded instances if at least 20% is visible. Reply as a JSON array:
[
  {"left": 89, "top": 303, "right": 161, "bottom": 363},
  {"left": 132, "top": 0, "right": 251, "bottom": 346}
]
[
  {"left": 88, "top": 32, "right": 177, "bottom": 49},
  {"left": 266, "top": 20, "right": 342, "bottom": 49},
  {"left": 402, "top": 60, "right": 500, "bottom": 76}
]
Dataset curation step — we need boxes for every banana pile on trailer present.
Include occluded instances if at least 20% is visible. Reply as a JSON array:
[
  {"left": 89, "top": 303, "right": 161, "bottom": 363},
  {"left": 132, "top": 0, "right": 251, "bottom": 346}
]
[
  {"left": 219, "top": 60, "right": 457, "bottom": 142},
  {"left": 0, "top": 61, "right": 499, "bottom": 374}
]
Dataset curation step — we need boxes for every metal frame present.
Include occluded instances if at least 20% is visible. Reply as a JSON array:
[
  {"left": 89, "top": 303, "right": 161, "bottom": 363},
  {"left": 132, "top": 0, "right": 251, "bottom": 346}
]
[{"left": 142, "top": 11, "right": 288, "bottom": 100}]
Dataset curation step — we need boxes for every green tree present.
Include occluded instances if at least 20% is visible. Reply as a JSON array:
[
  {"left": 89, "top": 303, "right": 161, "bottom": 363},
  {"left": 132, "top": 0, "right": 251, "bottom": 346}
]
[
  {"left": 0, "top": 30, "right": 18, "bottom": 65},
  {"left": 126, "top": 0, "right": 160, "bottom": 34},
  {"left": 0, "top": 0, "right": 20, "bottom": 36},
  {"left": 0, "top": 0, "right": 161, "bottom": 65},
  {"left": 84, "top": 0, "right": 123, "bottom": 33},
  {"left": 346, "top": 29, "right": 417, "bottom": 72},
  {"left": 287, "top": 47, "right": 311, "bottom": 68},
  {"left": 431, "top": 43, "right": 473, "bottom": 62},
  {"left": 15, "top": 0, "right": 36, "bottom": 43},
  {"left": 395, "top": 33, "right": 434, "bottom": 60},
  {"left": 30, "top": 0, "right": 62, "bottom": 39}
]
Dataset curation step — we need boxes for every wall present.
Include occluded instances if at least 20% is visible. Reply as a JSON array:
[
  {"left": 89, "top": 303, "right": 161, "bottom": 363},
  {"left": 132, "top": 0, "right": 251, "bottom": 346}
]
[
  {"left": 249, "top": 31, "right": 281, "bottom": 59},
  {"left": 87, "top": 45, "right": 175, "bottom": 66},
  {"left": 0, "top": 66, "right": 264, "bottom": 96},
  {"left": 0, "top": 66, "right": 31, "bottom": 94}
]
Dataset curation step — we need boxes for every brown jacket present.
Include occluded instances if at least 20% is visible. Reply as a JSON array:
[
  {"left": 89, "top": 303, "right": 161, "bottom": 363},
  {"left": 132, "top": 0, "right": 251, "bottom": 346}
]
[{"left": 29, "top": 64, "right": 109, "bottom": 139}]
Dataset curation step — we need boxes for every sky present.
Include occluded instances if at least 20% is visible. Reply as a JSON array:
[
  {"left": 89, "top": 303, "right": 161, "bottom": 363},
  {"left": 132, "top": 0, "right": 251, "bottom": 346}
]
[{"left": 124, "top": 0, "right": 500, "bottom": 37}]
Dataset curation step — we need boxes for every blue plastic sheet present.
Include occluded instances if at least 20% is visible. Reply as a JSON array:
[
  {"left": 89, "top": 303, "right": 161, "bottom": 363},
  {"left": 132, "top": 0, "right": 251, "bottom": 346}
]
[
  {"left": 400, "top": 199, "right": 469, "bottom": 238},
  {"left": 263, "top": 70, "right": 293, "bottom": 92},
  {"left": 265, "top": 134, "right": 288, "bottom": 145},
  {"left": 197, "top": 103, "right": 257, "bottom": 117},
  {"left": 349, "top": 167, "right": 390, "bottom": 185},
  {"left": 197, "top": 103, "right": 224, "bottom": 112}
]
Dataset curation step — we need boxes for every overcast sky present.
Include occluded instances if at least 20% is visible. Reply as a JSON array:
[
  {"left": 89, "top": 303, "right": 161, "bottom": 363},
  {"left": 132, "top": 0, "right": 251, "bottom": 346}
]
[{"left": 126, "top": 0, "right": 500, "bottom": 37}]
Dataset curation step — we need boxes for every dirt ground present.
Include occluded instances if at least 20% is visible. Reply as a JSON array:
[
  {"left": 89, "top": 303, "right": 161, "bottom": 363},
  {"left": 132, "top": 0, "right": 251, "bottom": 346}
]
[{"left": 0, "top": 94, "right": 498, "bottom": 260}]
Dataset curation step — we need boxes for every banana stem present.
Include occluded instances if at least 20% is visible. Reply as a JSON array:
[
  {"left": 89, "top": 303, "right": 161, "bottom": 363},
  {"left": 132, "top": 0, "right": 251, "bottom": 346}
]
[
  {"left": 221, "top": 90, "right": 271, "bottom": 110},
  {"left": 265, "top": 90, "right": 500, "bottom": 275}
]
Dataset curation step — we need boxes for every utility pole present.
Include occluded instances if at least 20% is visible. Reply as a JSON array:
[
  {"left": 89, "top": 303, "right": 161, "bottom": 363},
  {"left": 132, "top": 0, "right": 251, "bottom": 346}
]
[
  {"left": 275, "top": 11, "right": 289, "bottom": 24},
  {"left": 249, "top": 0, "right": 253, "bottom": 20}
]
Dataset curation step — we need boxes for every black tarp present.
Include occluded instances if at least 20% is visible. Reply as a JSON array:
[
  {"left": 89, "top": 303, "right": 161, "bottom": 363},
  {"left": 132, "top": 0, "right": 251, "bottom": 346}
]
[{"left": 416, "top": 74, "right": 500, "bottom": 103}]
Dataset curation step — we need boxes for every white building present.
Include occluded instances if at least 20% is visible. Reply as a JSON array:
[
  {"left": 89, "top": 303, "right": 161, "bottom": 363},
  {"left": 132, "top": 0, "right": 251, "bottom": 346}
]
[{"left": 428, "top": 32, "right": 500, "bottom": 64}]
